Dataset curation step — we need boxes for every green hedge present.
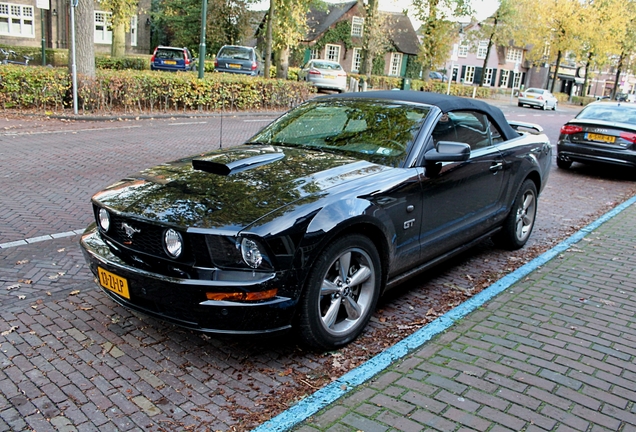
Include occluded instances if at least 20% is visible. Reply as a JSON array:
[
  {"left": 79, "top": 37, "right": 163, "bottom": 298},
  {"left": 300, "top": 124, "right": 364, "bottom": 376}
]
[{"left": 0, "top": 66, "right": 316, "bottom": 114}]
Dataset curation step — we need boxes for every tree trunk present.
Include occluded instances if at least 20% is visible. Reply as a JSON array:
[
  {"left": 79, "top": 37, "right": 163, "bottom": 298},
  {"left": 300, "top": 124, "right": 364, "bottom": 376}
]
[
  {"left": 611, "top": 52, "right": 625, "bottom": 100},
  {"left": 71, "top": 0, "right": 96, "bottom": 78},
  {"left": 264, "top": 0, "right": 274, "bottom": 79},
  {"left": 480, "top": 19, "right": 497, "bottom": 87},
  {"left": 549, "top": 50, "right": 561, "bottom": 93},
  {"left": 582, "top": 52, "right": 593, "bottom": 97},
  {"left": 359, "top": 0, "right": 378, "bottom": 78},
  {"left": 276, "top": 46, "right": 289, "bottom": 79},
  {"left": 111, "top": 21, "right": 126, "bottom": 58}
]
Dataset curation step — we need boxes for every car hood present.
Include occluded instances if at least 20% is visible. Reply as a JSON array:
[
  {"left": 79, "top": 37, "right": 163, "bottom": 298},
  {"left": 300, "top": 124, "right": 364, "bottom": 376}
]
[{"left": 92, "top": 144, "right": 388, "bottom": 231}]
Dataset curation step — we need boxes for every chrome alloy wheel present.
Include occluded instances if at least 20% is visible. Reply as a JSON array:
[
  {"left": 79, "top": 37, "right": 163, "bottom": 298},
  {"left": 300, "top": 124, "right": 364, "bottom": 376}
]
[
  {"left": 318, "top": 248, "right": 376, "bottom": 336},
  {"left": 515, "top": 189, "right": 536, "bottom": 242}
]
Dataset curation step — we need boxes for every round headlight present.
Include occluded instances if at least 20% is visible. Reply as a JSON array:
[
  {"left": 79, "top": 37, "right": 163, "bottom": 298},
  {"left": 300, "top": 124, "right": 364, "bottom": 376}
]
[
  {"left": 98, "top": 208, "right": 110, "bottom": 232},
  {"left": 241, "top": 238, "right": 263, "bottom": 269},
  {"left": 164, "top": 229, "right": 183, "bottom": 258}
]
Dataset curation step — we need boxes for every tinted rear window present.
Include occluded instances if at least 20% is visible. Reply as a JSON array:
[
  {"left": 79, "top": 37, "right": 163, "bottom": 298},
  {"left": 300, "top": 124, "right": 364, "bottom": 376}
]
[
  {"left": 156, "top": 49, "right": 184, "bottom": 60},
  {"left": 577, "top": 104, "right": 636, "bottom": 123},
  {"left": 313, "top": 62, "right": 342, "bottom": 71},
  {"left": 218, "top": 47, "right": 252, "bottom": 60}
]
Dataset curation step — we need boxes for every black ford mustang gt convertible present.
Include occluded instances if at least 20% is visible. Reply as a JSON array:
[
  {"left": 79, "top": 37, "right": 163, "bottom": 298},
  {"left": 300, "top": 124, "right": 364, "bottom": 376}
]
[{"left": 81, "top": 91, "right": 552, "bottom": 350}]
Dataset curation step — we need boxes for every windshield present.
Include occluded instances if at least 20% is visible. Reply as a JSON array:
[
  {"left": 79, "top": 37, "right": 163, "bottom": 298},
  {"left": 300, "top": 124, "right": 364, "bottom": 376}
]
[{"left": 249, "top": 99, "right": 431, "bottom": 167}]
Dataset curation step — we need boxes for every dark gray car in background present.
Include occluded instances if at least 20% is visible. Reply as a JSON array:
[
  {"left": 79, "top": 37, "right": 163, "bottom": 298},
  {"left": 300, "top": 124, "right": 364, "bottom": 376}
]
[{"left": 214, "top": 45, "right": 263, "bottom": 76}]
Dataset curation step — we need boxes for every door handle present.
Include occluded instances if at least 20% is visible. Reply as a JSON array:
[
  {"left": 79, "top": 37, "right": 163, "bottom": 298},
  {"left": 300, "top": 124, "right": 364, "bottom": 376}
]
[{"left": 490, "top": 161, "right": 503, "bottom": 173}]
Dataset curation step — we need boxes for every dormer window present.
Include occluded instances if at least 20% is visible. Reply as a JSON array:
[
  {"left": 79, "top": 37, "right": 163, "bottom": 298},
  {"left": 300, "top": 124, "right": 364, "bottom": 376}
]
[{"left": 351, "top": 16, "right": 364, "bottom": 37}]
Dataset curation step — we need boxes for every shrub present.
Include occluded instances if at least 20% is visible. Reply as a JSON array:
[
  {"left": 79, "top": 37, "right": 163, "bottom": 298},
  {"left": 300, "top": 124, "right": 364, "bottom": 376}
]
[{"left": 0, "top": 66, "right": 316, "bottom": 114}]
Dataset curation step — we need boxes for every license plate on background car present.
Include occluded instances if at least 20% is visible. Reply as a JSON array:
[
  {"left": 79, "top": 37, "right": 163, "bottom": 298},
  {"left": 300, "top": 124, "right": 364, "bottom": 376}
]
[
  {"left": 164, "top": 60, "right": 176, "bottom": 65},
  {"left": 323, "top": 75, "right": 335, "bottom": 79},
  {"left": 97, "top": 267, "right": 130, "bottom": 299},
  {"left": 229, "top": 64, "right": 241, "bottom": 69},
  {"left": 586, "top": 133, "right": 615, "bottom": 143}
]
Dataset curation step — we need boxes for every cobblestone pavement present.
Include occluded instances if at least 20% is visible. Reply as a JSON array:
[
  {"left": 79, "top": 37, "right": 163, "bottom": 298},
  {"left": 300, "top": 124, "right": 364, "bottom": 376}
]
[
  {"left": 294, "top": 200, "right": 636, "bottom": 432},
  {"left": 1, "top": 107, "right": 636, "bottom": 431}
]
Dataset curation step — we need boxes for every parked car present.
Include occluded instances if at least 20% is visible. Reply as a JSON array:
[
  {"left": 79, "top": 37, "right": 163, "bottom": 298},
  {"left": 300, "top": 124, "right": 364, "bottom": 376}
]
[
  {"left": 429, "top": 71, "right": 448, "bottom": 82},
  {"left": 80, "top": 91, "right": 551, "bottom": 350},
  {"left": 214, "top": 45, "right": 263, "bottom": 76},
  {"left": 556, "top": 101, "right": 636, "bottom": 170},
  {"left": 298, "top": 60, "right": 347, "bottom": 93},
  {"left": 150, "top": 46, "right": 197, "bottom": 72},
  {"left": 518, "top": 88, "right": 558, "bottom": 110}
]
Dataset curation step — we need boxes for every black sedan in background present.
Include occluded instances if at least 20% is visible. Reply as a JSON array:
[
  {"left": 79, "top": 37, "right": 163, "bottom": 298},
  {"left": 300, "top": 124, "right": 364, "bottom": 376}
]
[
  {"left": 557, "top": 101, "right": 636, "bottom": 170},
  {"left": 81, "top": 91, "right": 552, "bottom": 350}
]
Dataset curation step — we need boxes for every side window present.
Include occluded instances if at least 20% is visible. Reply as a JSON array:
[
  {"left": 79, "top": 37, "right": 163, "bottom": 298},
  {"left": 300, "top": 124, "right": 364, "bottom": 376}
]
[
  {"left": 433, "top": 111, "right": 493, "bottom": 150},
  {"left": 489, "top": 120, "right": 504, "bottom": 144}
]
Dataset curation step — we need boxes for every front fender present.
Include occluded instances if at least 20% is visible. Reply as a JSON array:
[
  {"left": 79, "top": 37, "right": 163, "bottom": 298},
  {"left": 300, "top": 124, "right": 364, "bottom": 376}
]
[{"left": 299, "top": 197, "right": 395, "bottom": 270}]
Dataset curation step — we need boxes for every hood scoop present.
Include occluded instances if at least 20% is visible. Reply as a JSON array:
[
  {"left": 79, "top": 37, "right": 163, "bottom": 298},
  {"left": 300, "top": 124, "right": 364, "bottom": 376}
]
[{"left": 192, "top": 152, "right": 285, "bottom": 176}]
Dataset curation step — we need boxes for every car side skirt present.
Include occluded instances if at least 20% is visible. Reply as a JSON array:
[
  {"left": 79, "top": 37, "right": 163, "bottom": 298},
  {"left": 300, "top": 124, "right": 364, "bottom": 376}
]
[{"left": 385, "top": 227, "right": 500, "bottom": 291}]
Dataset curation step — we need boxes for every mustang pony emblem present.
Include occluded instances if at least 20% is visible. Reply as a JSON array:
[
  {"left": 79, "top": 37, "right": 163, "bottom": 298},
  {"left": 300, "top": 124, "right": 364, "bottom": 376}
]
[{"left": 122, "top": 223, "right": 141, "bottom": 238}]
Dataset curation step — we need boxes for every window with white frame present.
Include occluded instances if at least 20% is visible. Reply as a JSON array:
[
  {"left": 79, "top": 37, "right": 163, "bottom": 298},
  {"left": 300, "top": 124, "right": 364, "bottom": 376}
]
[
  {"left": 464, "top": 66, "right": 475, "bottom": 84},
  {"left": 476, "top": 41, "right": 489, "bottom": 59},
  {"left": 352, "top": 48, "right": 362, "bottom": 72},
  {"left": 506, "top": 48, "right": 523, "bottom": 63},
  {"left": 483, "top": 68, "right": 493, "bottom": 86},
  {"left": 0, "top": 3, "right": 34, "bottom": 37},
  {"left": 500, "top": 70, "right": 510, "bottom": 87},
  {"left": 130, "top": 15, "right": 138, "bottom": 47},
  {"left": 390, "top": 52, "right": 402, "bottom": 76},
  {"left": 310, "top": 48, "right": 320, "bottom": 60},
  {"left": 458, "top": 44, "right": 468, "bottom": 57},
  {"left": 95, "top": 11, "right": 112, "bottom": 44},
  {"left": 512, "top": 72, "right": 522, "bottom": 88},
  {"left": 326, "top": 44, "right": 341, "bottom": 62},
  {"left": 351, "top": 17, "right": 364, "bottom": 37}
]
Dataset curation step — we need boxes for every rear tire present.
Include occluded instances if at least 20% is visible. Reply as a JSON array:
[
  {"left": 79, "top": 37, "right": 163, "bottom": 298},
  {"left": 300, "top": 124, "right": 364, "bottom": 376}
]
[
  {"left": 297, "top": 234, "right": 381, "bottom": 350},
  {"left": 494, "top": 179, "right": 537, "bottom": 250}
]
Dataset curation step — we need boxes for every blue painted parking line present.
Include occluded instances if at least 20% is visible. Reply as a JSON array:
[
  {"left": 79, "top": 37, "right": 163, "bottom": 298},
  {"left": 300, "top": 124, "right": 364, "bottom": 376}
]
[{"left": 252, "top": 194, "right": 636, "bottom": 432}]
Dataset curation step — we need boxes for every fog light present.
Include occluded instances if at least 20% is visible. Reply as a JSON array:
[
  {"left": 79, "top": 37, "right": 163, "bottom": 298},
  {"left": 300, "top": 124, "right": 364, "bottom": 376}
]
[
  {"left": 164, "top": 229, "right": 183, "bottom": 258},
  {"left": 98, "top": 208, "right": 110, "bottom": 232}
]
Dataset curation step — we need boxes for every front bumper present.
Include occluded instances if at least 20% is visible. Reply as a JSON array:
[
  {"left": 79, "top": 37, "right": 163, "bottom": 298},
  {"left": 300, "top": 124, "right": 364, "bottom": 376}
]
[
  {"left": 557, "top": 141, "right": 636, "bottom": 168},
  {"left": 80, "top": 227, "right": 297, "bottom": 334}
]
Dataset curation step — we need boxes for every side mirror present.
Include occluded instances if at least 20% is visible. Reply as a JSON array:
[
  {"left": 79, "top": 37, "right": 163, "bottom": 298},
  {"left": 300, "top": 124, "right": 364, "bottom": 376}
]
[{"left": 425, "top": 141, "right": 471, "bottom": 163}]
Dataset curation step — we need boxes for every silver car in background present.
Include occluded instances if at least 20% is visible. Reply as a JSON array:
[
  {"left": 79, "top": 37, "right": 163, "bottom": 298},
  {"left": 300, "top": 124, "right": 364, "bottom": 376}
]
[
  {"left": 298, "top": 60, "right": 347, "bottom": 93},
  {"left": 518, "top": 88, "right": 558, "bottom": 110}
]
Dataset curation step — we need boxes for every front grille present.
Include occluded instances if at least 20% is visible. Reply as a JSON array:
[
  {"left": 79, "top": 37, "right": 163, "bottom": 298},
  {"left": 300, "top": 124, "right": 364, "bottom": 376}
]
[{"left": 109, "top": 213, "right": 167, "bottom": 256}]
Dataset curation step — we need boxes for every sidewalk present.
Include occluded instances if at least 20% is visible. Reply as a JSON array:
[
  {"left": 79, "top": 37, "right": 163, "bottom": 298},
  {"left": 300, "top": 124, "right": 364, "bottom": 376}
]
[{"left": 258, "top": 197, "right": 636, "bottom": 432}]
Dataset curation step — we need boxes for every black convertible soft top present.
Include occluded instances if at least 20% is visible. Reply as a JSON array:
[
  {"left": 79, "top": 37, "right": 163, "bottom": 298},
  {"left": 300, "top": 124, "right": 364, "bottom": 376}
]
[{"left": 319, "top": 90, "right": 520, "bottom": 141}]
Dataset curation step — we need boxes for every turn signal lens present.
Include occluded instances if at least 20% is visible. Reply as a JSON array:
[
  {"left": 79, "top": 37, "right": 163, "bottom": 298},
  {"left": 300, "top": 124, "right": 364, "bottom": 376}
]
[
  {"left": 206, "top": 289, "right": 278, "bottom": 301},
  {"left": 98, "top": 208, "right": 110, "bottom": 232},
  {"left": 560, "top": 125, "right": 583, "bottom": 135}
]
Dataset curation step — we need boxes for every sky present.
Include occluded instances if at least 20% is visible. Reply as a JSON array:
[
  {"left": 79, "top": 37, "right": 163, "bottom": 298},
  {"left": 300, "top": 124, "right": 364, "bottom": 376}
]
[
  {"left": 379, "top": 0, "right": 500, "bottom": 27},
  {"left": 252, "top": 0, "right": 501, "bottom": 29}
]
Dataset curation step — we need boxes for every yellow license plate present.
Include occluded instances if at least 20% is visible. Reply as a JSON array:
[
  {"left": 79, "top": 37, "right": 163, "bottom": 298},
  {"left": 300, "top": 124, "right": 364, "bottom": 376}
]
[
  {"left": 324, "top": 75, "right": 335, "bottom": 79},
  {"left": 164, "top": 60, "right": 176, "bottom": 65},
  {"left": 229, "top": 64, "right": 241, "bottom": 69},
  {"left": 98, "top": 267, "right": 130, "bottom": 299},
  {"left": 586, "top": 133, "right": 615, "bottom": 143}
]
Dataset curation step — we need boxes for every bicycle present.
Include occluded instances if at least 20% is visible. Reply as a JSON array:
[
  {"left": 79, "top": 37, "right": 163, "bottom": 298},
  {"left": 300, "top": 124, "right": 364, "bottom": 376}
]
[{"left": 1, "top": 48, "right": 33, "bottom": 66}]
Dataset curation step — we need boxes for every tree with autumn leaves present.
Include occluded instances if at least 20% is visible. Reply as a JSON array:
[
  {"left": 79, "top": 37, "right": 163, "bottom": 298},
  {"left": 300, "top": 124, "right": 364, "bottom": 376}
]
[{"left": 72, "top": 0, "right": 636, "bottom": 94}]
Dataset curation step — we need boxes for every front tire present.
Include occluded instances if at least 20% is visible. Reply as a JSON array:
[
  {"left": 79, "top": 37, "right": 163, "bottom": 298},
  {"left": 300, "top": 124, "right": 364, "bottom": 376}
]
[
  {"left": 494, "top": 179, "right": 538, "bottom": 250},
  {"left": 297, "top": 234, "right": 381, "bottom": 350}
]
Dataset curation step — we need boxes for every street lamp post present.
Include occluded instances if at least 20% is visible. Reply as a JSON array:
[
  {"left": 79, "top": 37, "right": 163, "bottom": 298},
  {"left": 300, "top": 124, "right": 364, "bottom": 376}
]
[{"left": 198, "top": 0, "right": 207, "bottom": 79}]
